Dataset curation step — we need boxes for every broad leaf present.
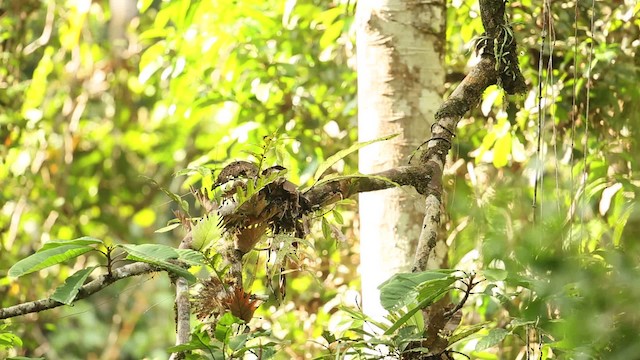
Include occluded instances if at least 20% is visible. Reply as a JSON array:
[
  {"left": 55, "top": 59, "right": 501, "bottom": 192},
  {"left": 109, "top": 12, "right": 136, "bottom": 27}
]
[
  {"left": 415, "top": 276, "right": 460, "bottom": 303},
  {"left": 379, "top": 270, "right": 459, "bottom": 311},
  {"left": 8, "top": 245, "right": 96, "bottom": 278},
  {"left": 493, "top": 131, "right": 511, "bottom": 168},
  {"left": 321, "top": 217, "right": 332, "bottom": 240},
  {"left": 228, "top": 333, "right": 249, "bottom": 352},
  {"left": 447, "top": 322, "right": 490, "bottom": 345},
  {"left": 0, "top": 327, "right": 23, "bottom": 349},
  {"left": 483, "top": 268, "right": 508, "bottom": 281},
  {"left": 120, "top": 243, "right": 179, "bottom": 260},
  {"left": 167, "top": 342, "right": 218, "bottom": 352},
  {"left": 475, "top": 328, "right": 509, "bottom": 351},
  {"left": 51, "top": 266, "right": 98, "bottom": 305},
  {"left": 338, "top": 305, "right": 391, "bottom": 332},
  {"left": 176, "top": 249, "right": 206, "bottom": 266},
  {"left": 191, "top": 215, "right": 222, "bottom": 250},
  {"left": 39, "top": 236, "right": 104, "bottom": 251},
  {"left": 119, "top": 244, "right": 196, "bottom": 282},
  {"left": 384, "top": 286, "right": 451, "bottom": 336},
  {"left": 312, "top": 133, "right": 398, "bottom": 184},
  {"left": 215, "top": 312, "right": 242, "bottom": 342},
  {"left": 154, "top": 223, "right": 181, "bottom": 233}
]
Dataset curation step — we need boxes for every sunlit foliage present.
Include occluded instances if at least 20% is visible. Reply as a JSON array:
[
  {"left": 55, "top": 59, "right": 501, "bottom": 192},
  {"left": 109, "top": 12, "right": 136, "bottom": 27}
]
[{"left": 1, "top": 0, "right": 639, "bottom": 358}]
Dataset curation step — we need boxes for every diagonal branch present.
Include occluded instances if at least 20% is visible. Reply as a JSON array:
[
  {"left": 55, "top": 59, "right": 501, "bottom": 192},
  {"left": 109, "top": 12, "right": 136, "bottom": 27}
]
[
  {"left": 303, "top": 166, "right": 430, "bottom": 208},
  {"left": 0, "top": 262, "right": 157, "bottom": 320},
  {"left": 412, "top": 0, "right": 526, "bottom": 273},
  {"left": 401, "top": 1, "right": 526, "bottom": 358}
]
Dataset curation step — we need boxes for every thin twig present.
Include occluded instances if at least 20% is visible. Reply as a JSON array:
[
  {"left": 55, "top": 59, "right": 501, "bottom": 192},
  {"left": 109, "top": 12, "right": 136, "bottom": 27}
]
[{"left": 443, "top": 273, "right": 477, "bottom": 319}]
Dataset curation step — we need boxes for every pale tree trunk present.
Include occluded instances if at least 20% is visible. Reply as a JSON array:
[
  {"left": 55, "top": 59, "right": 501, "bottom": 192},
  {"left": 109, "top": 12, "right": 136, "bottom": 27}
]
[
  {"left": 109, "top": 0, "right": 138, "bottom": 55},
  {"left": 357, "top": 0, "right": 446, "bottom": 318}
]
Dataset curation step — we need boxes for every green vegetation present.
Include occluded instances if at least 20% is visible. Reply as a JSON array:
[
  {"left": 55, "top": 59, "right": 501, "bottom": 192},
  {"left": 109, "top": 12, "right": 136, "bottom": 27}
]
[{"left": 2, "top": 0, "right": 639, "bottom": 359}]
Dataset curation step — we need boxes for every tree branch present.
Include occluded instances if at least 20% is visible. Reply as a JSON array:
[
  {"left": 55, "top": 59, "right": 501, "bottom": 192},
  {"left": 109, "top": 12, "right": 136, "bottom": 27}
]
[
  {"left": 400, "top": 0, "right": 528, "bottom": 357},
  {"left": 169, "top": 231, "right": 194, "bottom": 360},
  {"left": 412, "top": 0, "right": 526, "bottom": 273},
  {"left": 0, "top": 262, "right": 157, "bottom": 320},
  {"left": 303, "top": 166, "right": 430, "bottom": 209}
]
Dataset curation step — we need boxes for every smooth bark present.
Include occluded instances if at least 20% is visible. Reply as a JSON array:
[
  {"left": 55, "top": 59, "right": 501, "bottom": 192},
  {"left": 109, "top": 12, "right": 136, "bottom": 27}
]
[{"left": 356, "top": 0, "right": 446, "bottom": 318}]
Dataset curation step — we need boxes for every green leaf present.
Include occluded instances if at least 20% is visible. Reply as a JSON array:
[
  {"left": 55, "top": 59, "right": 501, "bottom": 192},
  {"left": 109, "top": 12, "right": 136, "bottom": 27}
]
[
  {"left": 120, "top": 243, "right": 179, "bottom": 260},
  {"left": 154, "top": 223, "right": 181, "bottom": 233},
  {"left": 8, "top": 245, "right": 96, "bottom": 278},
  {"left": 191, "top": 215, "right": 222, "bottom": 250},
  {"left": 321, "top": 330, "right": 337, "bottom": 343},
  {"left": 268, "top": 237, "right": 297, "bottom": 279},
  {"left": 228, "top": 333, "right": 249, "bottom": 351},
  {"left": 509, "top": 318, "right": 537, "bottom": 330},
  {"left": 119, "top": 244, "right": 196, "bottom": 282},
  {"left": 492, "top": 131, "right": 511, "bottom": 168},
  {"left": 475, "top": 328, "right": 509, "bottom": 351},
  {"left": 483, "top": 268, "right": 508, "bottom": 281},
  {"left": 378, "top": 270, "right": 459, "bottom": 311},
  {"left": 176, "top": 249, "right": 206, "bottom": 266},
  {"left": 332, "top": 209, "right": 344, "bottom": 225},
  {"left": 448, "top": 322, "right": 490, "bottom": 345},
  {"left": 215, "top": 312, "right": 242, "bottom": 342},
  {"left": 321, "top": 217, "right": 332, "bottom": 240},
  {"left": 415, "top": 276, "right": 460, "bottom": 303},
  {"left": 312, "top": 133, "right": 398, "bottom": 184},
  {"left": 338, "top": 305, "right": 390, "bottom": 332},
  {"left": 39, "top": 236, "right": 104, "bottom": 251},
  {"left": 0, "top": 329, "right": 22, "bottom": 349},
  {"left": 50, "top": 266, "right": 98, "bottom": 305},
  {"left": 383, "top": 287, "right": 451, "bottom": 336},
  {"left": 166, "top": 342, "right": 217, "bottom": 352}
]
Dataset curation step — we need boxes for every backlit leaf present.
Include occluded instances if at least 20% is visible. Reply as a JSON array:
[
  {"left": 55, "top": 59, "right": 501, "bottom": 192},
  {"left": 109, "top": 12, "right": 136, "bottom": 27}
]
[
  {"left": 8, "top": 246, "right": 96, "bottom": 278},
  {"left": 475, "top": 328, "right": 509, "bottom": 351},
  {"left": 51, "top": 266, "right": 98, "bottom": 305}
]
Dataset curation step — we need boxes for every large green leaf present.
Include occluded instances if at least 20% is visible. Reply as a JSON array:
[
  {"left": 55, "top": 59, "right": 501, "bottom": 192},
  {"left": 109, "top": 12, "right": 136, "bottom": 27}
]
[
  {"left": 191, "top": 215, "right": 222, "bottom": 250},
  {"left": 8, "top": 245, "right": 96, "bottom": 278},
  {"left": 415, "top": 276, "right": 460, "bottom": 303},
  {"left": 0, "top": 325, "right": 23, "bottom": 349},
  {"left": 482, "top": 268, "right": 508, "bottom": 281},
  {"left": 120, "top": 243, "right": 179, "bottom": 260},
  {"left": 475, "top": 328, "right": 509, "bottom": 351},
  {"left": 383, "top": 286, "right": 452, "bottom": 336},
  {"left": 119, "top": 244, "right": 196, "bottom": 282},
  {"left": 447, "top": 322, "right": 490, "bottom": 346},
  {"left": 50, "top": 266, "right": 98, "bottom": 305},
  {"left": 176, "top": 248, "right": 206, "bottom": 266},
  {"left": 154, "top": 222, "right": 181, "bottom": 234},
  {"left": 39, "top": 236, "right": 104, "bottom": 251},
  {"left": 378, "top": 270, "right": 459, "bottom": 311},
  {"left": 311, "top": 133, "right": 398, "bottom": 184},
  {"left": 492, "top": 131, "right": 511, "bottom": 168}
]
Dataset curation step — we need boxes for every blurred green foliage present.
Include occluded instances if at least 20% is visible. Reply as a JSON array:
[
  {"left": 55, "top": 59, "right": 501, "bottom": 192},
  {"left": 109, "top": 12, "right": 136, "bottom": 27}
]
[
  {"left": 1, "top": 0, "right": 639, "bottom": 358},
  {"left": 444, "top": 0, "right": 640, "bottom": 359},
  {"left": 1, "top": 0, "right": 356, "bottom": 358}
]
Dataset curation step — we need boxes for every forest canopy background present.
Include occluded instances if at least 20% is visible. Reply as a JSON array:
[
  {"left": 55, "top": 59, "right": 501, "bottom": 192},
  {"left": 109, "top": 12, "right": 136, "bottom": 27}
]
[{"left": 1, "top": 0, "right": 640, "bottom": 359}]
